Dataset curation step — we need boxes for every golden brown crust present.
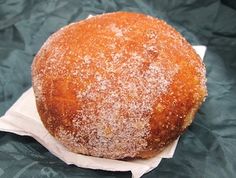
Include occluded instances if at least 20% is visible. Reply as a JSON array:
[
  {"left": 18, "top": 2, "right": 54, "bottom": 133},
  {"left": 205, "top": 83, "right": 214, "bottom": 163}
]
[{"left": 32, "top": 12, "right": 207, "bottom": 159}]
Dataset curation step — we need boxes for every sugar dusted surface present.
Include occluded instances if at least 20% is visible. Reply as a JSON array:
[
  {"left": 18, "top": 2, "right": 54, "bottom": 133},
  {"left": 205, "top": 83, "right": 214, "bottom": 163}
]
[{"left": 32, "top": 12, "right": 207, "bottom": 159}]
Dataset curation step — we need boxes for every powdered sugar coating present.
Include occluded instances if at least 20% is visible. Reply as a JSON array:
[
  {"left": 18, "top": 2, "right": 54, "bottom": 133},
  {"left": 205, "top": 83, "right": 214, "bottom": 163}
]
[
  {"left": 32, "top": 12, "right": 207, "bottom": 159},
  {"left": 70, "top": 50, "right": 178, "bottom": 158}
]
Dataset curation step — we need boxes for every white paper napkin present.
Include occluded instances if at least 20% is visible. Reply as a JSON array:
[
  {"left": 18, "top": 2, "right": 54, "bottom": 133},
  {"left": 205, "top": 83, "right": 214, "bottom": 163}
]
[{"left": 0, "top": 46, "right": 206, "bottom": 178}]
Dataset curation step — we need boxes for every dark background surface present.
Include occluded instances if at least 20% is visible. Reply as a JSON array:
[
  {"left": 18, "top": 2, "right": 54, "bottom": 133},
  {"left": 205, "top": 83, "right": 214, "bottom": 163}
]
[{"left": 0, "top": 0, "right": 236, "bottom": 177}]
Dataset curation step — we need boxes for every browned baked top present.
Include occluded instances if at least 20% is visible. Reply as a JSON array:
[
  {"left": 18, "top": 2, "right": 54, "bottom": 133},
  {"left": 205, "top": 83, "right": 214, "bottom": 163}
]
[{"left": 32, "top": 12, "right": 207, "bottom": 159}]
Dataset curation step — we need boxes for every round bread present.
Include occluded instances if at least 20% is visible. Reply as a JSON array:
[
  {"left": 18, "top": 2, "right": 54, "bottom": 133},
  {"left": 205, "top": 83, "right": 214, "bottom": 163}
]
[{"left": 32, "top": 12, "right": 207, "bottom": 159}]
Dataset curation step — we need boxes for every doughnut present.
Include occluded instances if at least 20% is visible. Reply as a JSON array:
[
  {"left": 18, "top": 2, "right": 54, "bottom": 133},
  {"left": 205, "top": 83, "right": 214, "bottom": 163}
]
[{"left": 32, "top": 12, "right": 207, "bottom": 159}]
